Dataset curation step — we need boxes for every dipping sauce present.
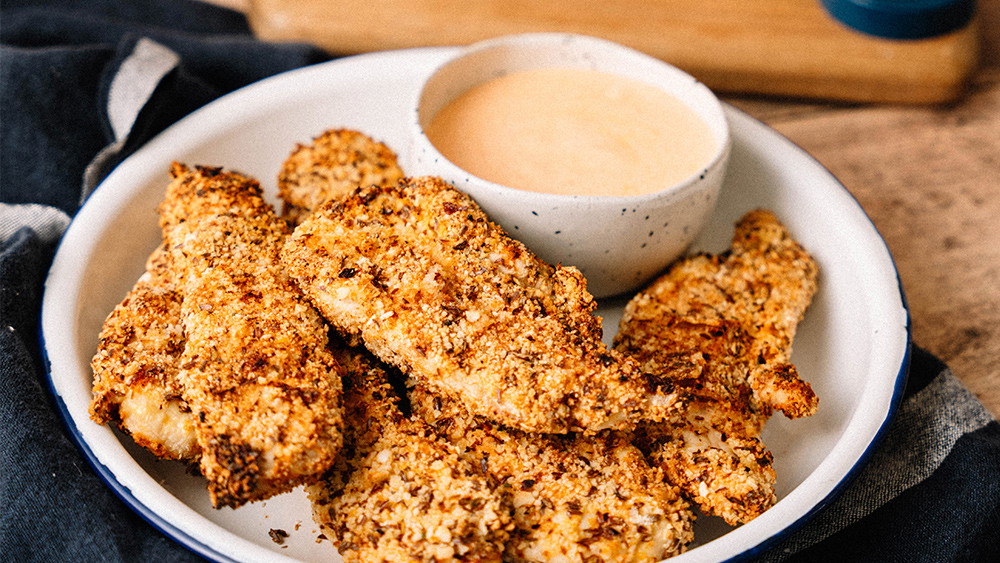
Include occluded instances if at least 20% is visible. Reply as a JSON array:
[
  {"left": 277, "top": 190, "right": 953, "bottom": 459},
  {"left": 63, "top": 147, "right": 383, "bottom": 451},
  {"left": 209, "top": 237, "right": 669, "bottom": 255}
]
[{"left": 424, "top": 67, "right": 717, "bottom": 197}]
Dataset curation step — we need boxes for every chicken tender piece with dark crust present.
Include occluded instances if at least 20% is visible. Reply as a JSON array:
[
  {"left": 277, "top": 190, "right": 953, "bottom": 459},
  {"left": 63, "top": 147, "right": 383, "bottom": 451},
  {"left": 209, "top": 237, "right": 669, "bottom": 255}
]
[
  {"left": 615, "top": 210, "right": 818, "bottom": 525},
  {"left": 308, "top": 344, "right": 511, "bottom": 562},
  {"left": 410, "top": 384, "right": 694, "bottom": 562},
  {"left": 91, "top": 168, "right": 275, "bottom": 463},
  {"left": 163, "top": 164, "right": 345, "bottom": 508},
  {"left": 639, "top": 413, "right": 777, "bottom": 527},
  {"left": 620, "top": 209, "right": 819, "bottom": 425},
  {"left": 622, "top": 318, "right": 779, "bottom": 525},
  {"left": 90, "top": 243, "right": 198, "bottom": 462},
  {"left": 281, "top": 175, "right": 684, "bottom": 435},
  {"left": 278, "top": 128, "right": 404, "bottom": 224},
  {"left": 622, "top": 319, "right": 769, "bottom": 442}
]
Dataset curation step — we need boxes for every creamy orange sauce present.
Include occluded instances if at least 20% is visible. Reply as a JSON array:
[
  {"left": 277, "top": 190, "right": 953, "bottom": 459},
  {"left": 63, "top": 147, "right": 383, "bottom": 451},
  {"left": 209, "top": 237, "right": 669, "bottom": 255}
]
[{"left": 425, "top": 67, "right": 716, "bottom": 197}]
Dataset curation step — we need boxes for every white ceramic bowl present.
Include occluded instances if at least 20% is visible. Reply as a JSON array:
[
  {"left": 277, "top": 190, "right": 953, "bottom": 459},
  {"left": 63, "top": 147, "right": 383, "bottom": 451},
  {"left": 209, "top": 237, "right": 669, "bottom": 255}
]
[{"left": 408, "top": 33, "right": 732, "bottom": 297}]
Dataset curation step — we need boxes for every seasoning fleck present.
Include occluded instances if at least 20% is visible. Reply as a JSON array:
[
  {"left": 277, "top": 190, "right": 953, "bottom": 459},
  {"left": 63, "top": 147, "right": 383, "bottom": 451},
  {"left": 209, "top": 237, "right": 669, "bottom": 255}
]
[{"left": 269, "top": 528, "right": 289, "bottom": 545}]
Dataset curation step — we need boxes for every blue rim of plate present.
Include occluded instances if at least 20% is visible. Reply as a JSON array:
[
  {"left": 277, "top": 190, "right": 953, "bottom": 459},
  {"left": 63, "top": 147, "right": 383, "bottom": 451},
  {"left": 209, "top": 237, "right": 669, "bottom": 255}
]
[
  {"left": 38, "top": 352, "right": 238, "bottom": 562},
  {"left": 38, "top": 48, "right": 913, "bottom": 563}
]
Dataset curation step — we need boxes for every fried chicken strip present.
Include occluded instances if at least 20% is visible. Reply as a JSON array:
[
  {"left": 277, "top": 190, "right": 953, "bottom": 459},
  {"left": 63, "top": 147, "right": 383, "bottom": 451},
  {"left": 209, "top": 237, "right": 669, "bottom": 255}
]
[
  {"left": 621, "top": 209, "right": 819, "bottom": 426},
  {"left": 278, "top": 128, "right": 404, "bottom": 224},
  {"left": 615, "top": 209, "right": 818, "bottom": 525},
  {"left": 90, "top": 162, "right": 278, "bottom": 462},
  {"left": 161, "top": 163, "right": 345, "bottom": 508},
  {"left": 281, "top": 175, "right": 684, "bottom": 435},
  {"left": 622, "top": 318, "right": 778, "bottom": 525},
  {"left": 308, "top": 343, "right": 511, "bottom": 562},
  {"left": 90, "top": 242, "right": 198, "bottom": 461},
  {"left": 410, "top": 384, "right": 694, "bottom": 562}
]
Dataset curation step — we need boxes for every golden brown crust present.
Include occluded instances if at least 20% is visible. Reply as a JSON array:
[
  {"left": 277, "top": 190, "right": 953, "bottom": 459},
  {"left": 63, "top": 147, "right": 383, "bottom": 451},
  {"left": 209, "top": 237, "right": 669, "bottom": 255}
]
[
  {"left": 619, "top": 209, "right": 819, "bottom": 423},
  {"left": 277, "top": 129, "right": 404, "bottom": 224},
  {"left": 282, "top": 175, "right": 684, "bottom": 434},
  {"left": 309, "top": 426, "right": 510, "bottom": 563},
  {"left": 150, "top": 163, "right": 344, "bottom": 508},
  {"left": 158, "top": 162, "right": 274, "bottom": 233},
  {"left": 615, "top": 209, "right": 818, "bottom": 525},
  {"left": 410, "top": 384, "right": 694, "bottom": 562},
  {"left": 89, "top": 242, "right": 198, "bottom": 461},
  {"left": 95, "top": 163, "right": 350, "bottom": 499},
  {"left": 618, "top": 318, "right": 768, "bottom": 438},
  {"left": 308, "top": 346, "right": 512, "bottom": 562},
  {"left": 630, "top": 395, "right": 778, "bottom": 526},
  {"left": 642, "top": 421, "right": 776, "bottom": 527}
]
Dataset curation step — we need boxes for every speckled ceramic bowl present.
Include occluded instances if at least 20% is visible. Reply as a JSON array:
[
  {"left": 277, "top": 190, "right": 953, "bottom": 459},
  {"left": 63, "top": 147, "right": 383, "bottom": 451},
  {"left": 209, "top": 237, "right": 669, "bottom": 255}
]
[{"left": 407, "top": 33, "right": 731, "bottom": 297}]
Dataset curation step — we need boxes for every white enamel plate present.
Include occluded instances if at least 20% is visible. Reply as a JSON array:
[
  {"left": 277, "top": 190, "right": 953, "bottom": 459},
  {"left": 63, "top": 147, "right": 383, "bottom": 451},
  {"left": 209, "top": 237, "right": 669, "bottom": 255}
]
[{"left": 42, "top": 47, "right": 910, "bottom": 562}]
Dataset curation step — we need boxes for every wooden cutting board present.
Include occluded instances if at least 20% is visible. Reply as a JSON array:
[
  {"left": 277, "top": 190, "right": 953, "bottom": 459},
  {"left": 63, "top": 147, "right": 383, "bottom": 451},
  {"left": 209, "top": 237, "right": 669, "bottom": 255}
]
[{"left": 246, "top": 0, "right": 980, "bottom": 104}]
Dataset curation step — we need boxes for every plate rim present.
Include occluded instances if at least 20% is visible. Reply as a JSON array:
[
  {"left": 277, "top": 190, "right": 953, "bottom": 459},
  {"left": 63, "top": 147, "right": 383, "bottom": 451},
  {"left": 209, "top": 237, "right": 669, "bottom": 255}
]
[{"left": 39, "top": 46, "right": 912, "bottom": 563}]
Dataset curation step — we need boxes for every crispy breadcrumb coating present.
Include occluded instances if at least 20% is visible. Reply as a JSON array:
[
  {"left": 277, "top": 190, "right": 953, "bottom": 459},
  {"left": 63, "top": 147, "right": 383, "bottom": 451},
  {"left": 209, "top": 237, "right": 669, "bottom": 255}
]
[
  {"left": 281, "top": 175, "right": 684, "bottom": 435},
  {"left": 622, "top": 318, "right": 779, "bottom": 525},
  {"left": 278, "top": 129, "right": 404, "bottom": 224},
  {"left": 620, "top": 209, "right": 819, "bottom": 426},
  {"left": 308, "top": 344, "right": 511, "bottom": 562},
  {"left": 410, "top": 384, "right": 694, "bottom": 562},
  {"left": 615, "top": 209, "right": 818, "bottom": 525},
  {"left": 149, "top": 163, "right": 344, "bottom": 508},
  {"left": 90, "top": 243, "right": 198, "bottom": 461},
  {"left": 639, "top": 412, "right": 777, "bottom": 527}
]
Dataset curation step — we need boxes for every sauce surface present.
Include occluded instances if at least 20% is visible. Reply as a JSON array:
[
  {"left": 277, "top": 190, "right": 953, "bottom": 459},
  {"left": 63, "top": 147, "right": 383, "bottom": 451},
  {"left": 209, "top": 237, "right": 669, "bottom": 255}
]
[{"left": 425, "top": 68, "right": 716, "bottom": 197}]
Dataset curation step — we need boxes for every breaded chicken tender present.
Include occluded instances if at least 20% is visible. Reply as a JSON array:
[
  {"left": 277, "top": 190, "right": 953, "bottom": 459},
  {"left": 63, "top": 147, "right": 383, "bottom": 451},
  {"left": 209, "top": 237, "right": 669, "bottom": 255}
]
[
  {"left": 281, "top": 176, "right": 684, "bottom": 435},
  {"left": 623, "top": 319, "right": 779, "bottom": 525},
  {"left": 620, "top": 209, "right": 819, "bottom": 426},
  {"left": 410, "top": 384, "right": 694, "bottom": 562},
  {"left": 641, "top": 413, "right": 777, "bottom": 526},
  {"left": 615, "top": 209, "right": 818, "bottom": 525},
  {"left": 91, "top": 167, "right": 278, "bottom": 463},
  {"left": 278, "top": 129, "right": 404, "bottom": 224},
  {"left": 308, "top": 344, "right": 511, "bottom": 562},
  {"left": 90, "top": 243, "right": 198, "bottom": 461},
  {"left": 635, "top": 404, "right": 778, "bottom": 524},
  {"left": 157, "top": 163, "right": 344, "bottom": 508}
]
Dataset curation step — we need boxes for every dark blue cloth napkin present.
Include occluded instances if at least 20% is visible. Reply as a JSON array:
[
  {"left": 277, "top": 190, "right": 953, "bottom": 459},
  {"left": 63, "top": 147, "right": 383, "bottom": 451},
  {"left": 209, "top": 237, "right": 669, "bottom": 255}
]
[{"left": 2, "top": 1, "right": 998, "bottom": 561}]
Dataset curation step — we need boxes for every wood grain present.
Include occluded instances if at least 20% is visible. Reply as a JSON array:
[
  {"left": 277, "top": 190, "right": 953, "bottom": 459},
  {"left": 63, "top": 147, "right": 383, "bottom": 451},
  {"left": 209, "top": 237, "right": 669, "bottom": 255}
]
[{"left": 245, "top": 0, "right": 980, "bottom": 104}]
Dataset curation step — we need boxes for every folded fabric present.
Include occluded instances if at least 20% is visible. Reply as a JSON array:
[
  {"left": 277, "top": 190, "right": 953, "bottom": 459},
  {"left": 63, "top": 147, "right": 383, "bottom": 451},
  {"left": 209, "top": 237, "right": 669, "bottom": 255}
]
[
  {"left": 2, "top": 1, "right": 326, "bottom": 560},
  {"left": 1, "top": 0, "right": 329, "bottom": 215},
  {"left": 2, "top": 1, "right": 998, "bottom": 561},
  {"left": 763, "top": 346, "right": 1000, "bottom": 562}
]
